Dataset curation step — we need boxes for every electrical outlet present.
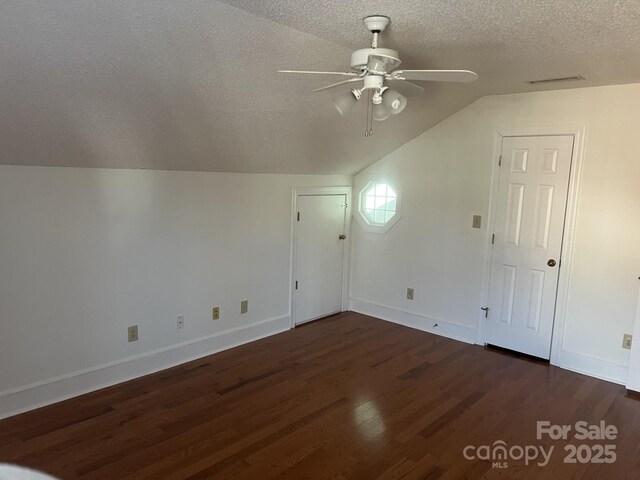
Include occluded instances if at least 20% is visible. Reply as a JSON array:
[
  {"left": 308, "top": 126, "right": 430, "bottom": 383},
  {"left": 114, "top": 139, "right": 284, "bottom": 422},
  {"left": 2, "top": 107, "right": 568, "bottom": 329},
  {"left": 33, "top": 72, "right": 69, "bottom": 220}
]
[
  {"left": 127, "top": 325, "right": 138, "bottom": 342},
  {"left": 472, "top": 215, "right": 482, "bottom": 229},
  {"left": 407, "top": 288, "right": 414, "bottom": 300},
  {"left": 176, "top": 315, "right": 185, "bottom": 329},
  {"left": 623, "top": 334, "right": 633, "bottom": 350},
  {"left": 212, "top": 307, "right": 220, "bottom": 320},
  {"left": 240, "top": 300, "right": 248, "bottom": 314}
]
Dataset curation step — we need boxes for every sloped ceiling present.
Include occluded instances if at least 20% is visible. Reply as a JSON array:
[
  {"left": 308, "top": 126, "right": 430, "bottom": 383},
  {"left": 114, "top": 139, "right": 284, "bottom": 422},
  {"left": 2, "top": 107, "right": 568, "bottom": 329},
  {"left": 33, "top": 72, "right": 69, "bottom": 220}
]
[{"left": 1, "top": 1, "right": 640, "bottom": 174}]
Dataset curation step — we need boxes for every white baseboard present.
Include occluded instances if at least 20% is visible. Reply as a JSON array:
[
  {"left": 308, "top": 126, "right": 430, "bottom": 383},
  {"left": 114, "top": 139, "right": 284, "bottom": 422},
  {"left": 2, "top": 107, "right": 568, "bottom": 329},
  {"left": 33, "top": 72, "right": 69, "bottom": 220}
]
[
  {"left": 0, "top": 315, "right": 291, "bottom": 420},
  {"left": 350, "top": 298, "right": 630, "bottom": 386},
  {"left": 555, "top": 349, "right": 629, "bottom": 386},
  {"left": 627, "top": 382, "right": 640, "bottom": 393},
  {"left": 2, "top": 307, "right": 628, "bottom": 419},
  {"left": 349, "top": 297, "right": 478, "bottom": 344}
]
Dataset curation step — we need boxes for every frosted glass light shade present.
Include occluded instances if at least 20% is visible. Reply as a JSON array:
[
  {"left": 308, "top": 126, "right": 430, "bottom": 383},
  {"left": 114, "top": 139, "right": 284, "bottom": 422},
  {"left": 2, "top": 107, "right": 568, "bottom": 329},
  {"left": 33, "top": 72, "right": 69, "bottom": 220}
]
[
  {"left": 373, "top": 103, "right": 390, "bottom": 121},
  {"left": 334, "top": 90, "right": 358, "bottom": 116},
  {"left": 382, "top": 89, "right": 407, "bottom": 115}
]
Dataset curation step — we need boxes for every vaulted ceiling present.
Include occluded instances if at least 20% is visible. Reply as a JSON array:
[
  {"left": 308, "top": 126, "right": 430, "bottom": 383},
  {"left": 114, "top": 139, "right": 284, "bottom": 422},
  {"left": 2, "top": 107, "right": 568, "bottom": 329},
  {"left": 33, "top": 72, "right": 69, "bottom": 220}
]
[{"left": 2, "top": 1, "right": 640, "bottom": 174}]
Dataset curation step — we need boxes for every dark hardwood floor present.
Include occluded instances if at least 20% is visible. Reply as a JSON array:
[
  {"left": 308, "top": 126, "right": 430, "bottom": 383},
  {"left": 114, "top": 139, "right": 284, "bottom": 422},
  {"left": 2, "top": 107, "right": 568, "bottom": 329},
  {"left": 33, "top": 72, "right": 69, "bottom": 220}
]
[{"left": 1, "top": 312, "right": 639, "bottom": 479}]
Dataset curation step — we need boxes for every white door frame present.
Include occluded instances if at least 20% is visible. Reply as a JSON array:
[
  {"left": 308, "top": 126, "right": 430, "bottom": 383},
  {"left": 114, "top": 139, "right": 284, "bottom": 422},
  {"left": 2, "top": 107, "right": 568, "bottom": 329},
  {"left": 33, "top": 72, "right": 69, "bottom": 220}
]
[
  {"left": 290, "top": 186, "right": 352, "bottom": 328},
  {"left": 626, "top": 284, "right": 640, "bottom": 391},
  {"left": 478, "top": 123, "right": 588, "bottom": 366}
]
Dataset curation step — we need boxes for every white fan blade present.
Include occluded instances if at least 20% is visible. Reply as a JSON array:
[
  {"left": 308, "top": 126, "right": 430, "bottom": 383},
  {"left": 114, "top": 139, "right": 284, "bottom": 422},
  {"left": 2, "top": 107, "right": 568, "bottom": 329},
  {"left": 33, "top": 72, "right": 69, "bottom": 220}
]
[
  {"left": 367, "top": 54, "right": 401, "bottom": 75},
  {"left": 312, "top": 77, "right": 362, "bottom": 93},
  {"left": 385, "top": 79, "right": 424, "bottom": 97},
  {"left": 278, "top": 70, "right": 358, "bottom": 77},
  {"left": 391, "top": 70, "right": 478, "bottom": 83}
]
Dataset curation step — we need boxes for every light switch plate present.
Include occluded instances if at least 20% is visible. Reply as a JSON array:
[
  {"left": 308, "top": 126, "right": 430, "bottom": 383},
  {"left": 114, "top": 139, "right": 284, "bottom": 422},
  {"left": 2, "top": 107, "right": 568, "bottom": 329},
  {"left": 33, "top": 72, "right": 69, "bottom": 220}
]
[{"left": 472, "top": 215, "right": 482, "bottom": 229}]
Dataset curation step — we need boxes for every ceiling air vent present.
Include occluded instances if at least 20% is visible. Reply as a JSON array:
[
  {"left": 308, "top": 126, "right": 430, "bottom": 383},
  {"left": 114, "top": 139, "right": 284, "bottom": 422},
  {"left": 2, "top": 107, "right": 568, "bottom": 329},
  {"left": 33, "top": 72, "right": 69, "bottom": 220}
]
[{"left": 527, "top": 75, "right": 585, "bottom": 85}]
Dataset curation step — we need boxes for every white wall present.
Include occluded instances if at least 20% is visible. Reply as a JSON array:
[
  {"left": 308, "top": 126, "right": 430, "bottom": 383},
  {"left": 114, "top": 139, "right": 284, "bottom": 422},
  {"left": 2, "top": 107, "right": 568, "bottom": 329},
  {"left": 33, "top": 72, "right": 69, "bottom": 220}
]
[
  {"left": 351, "top": 83, "right": 640, "bottom": 384},
  {"left": 0, "top": 165, "right": 350, "bottom": 418}
]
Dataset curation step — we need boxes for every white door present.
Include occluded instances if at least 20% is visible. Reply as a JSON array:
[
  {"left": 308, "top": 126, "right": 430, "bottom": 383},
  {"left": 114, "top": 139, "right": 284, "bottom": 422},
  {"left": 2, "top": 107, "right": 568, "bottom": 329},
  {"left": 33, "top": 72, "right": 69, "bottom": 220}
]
[
  {"left": 485, "top": 135, "right": 574, "bottom": 358},
  {"left": 294, "top": 194, "right": 347, "bottom": 325}
]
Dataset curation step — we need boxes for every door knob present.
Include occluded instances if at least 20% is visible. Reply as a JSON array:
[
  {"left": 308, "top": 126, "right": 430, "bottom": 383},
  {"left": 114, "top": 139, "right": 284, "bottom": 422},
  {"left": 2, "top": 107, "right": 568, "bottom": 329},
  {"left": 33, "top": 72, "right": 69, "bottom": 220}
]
[
  {"left": 547, "top": 259, "right": 557, "bottom": 267},
  {"left": 338, "top": 234, "right": 346, "bottom": 240}
]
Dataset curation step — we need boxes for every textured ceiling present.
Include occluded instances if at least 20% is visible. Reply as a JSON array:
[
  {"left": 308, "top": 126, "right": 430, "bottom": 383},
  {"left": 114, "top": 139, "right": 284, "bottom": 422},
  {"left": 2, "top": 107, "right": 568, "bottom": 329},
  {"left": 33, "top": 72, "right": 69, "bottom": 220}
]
[{"left": 1, "top": 1, "right": 640, "bottom": 174}]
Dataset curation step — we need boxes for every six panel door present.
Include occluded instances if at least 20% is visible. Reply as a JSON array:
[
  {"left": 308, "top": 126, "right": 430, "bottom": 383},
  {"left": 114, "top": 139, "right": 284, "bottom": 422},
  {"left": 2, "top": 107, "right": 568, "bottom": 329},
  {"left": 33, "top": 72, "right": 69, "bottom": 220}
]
[{"left": 485, "top": 135, "right": 574, "bottom": 358}]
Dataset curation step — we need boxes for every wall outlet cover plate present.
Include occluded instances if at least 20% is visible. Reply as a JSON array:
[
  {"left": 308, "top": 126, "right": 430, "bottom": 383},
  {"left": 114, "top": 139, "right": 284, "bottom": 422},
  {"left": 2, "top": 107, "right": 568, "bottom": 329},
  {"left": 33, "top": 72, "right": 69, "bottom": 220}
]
[{"left": 127, "top": 325, "right": 139, "bottom": 342}]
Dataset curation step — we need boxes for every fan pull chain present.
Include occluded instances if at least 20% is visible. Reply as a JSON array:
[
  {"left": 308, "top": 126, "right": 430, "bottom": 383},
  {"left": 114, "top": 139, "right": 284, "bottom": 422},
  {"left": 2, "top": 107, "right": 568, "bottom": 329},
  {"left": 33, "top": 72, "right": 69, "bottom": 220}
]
[
  {"left": 365, "top": 91, "right": 370, "bottom": 137},
  {"left": 368, "top": 91, "right": 372, "bottom": 135},
  {"left": 365, "top": 90, "right": 373, "bottom": 137}
]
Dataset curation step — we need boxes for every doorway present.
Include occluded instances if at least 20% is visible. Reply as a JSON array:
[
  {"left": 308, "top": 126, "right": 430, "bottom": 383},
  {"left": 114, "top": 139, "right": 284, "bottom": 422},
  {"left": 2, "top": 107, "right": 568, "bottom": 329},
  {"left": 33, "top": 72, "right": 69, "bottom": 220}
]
[
  {"left": 484, "top": 135, "right": 575, "bottom": 359},
  {"left": 292, "top": 188, "right": 351, "bottom": 326}
]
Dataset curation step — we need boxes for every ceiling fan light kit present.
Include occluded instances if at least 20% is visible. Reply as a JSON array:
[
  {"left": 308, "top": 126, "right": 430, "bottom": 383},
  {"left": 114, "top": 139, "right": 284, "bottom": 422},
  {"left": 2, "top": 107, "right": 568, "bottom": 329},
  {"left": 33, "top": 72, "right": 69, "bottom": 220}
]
[
  {"left": 334, "top": 89, "right": 361, "bottom": 116},
  {"left": 278, "top": 15, "right": 478, "bottom": 137},
  {"left": 372, "top": 103, "right": 390, "bottom": 121},
  {"left": 382, "top": 88, "right": 407, "bottom": 114}
]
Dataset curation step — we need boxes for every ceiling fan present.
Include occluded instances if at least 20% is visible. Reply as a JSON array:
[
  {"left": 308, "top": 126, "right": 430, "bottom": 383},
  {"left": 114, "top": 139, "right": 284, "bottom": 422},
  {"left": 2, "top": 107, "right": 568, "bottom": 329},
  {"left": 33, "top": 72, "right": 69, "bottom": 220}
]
[{"left": 278, "top": 16, "right": 478, "bottom": 136}]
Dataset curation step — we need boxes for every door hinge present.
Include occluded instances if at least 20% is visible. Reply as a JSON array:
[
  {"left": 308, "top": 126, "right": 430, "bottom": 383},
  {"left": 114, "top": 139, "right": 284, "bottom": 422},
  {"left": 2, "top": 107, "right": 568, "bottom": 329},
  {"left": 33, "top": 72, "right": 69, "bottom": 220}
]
[
  {"left": 295, "top": 280, "right": 298, "bottom": 290},
  {"left": 491, "top": 234, "right": 495, "bottom": 245},
  {"left": 481, "top": 307, "right": 489, "bottom": 318},
  {"left": 498, "top": 155, "right": 502, "bottom": 166},
  {"left": 297, "top": 212, "right": 300, "bottom": 221}
]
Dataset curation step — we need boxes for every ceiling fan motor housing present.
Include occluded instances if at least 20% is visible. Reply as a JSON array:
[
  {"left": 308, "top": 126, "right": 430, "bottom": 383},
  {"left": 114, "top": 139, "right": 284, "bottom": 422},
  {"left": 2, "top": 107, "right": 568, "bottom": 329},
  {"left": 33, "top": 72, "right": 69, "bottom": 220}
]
[
  {"left": 350, "top": 48, "right": 400, "bottom": 72},
  {"left": 363, "top": 75, "right": 383, "bottom": 90}
]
